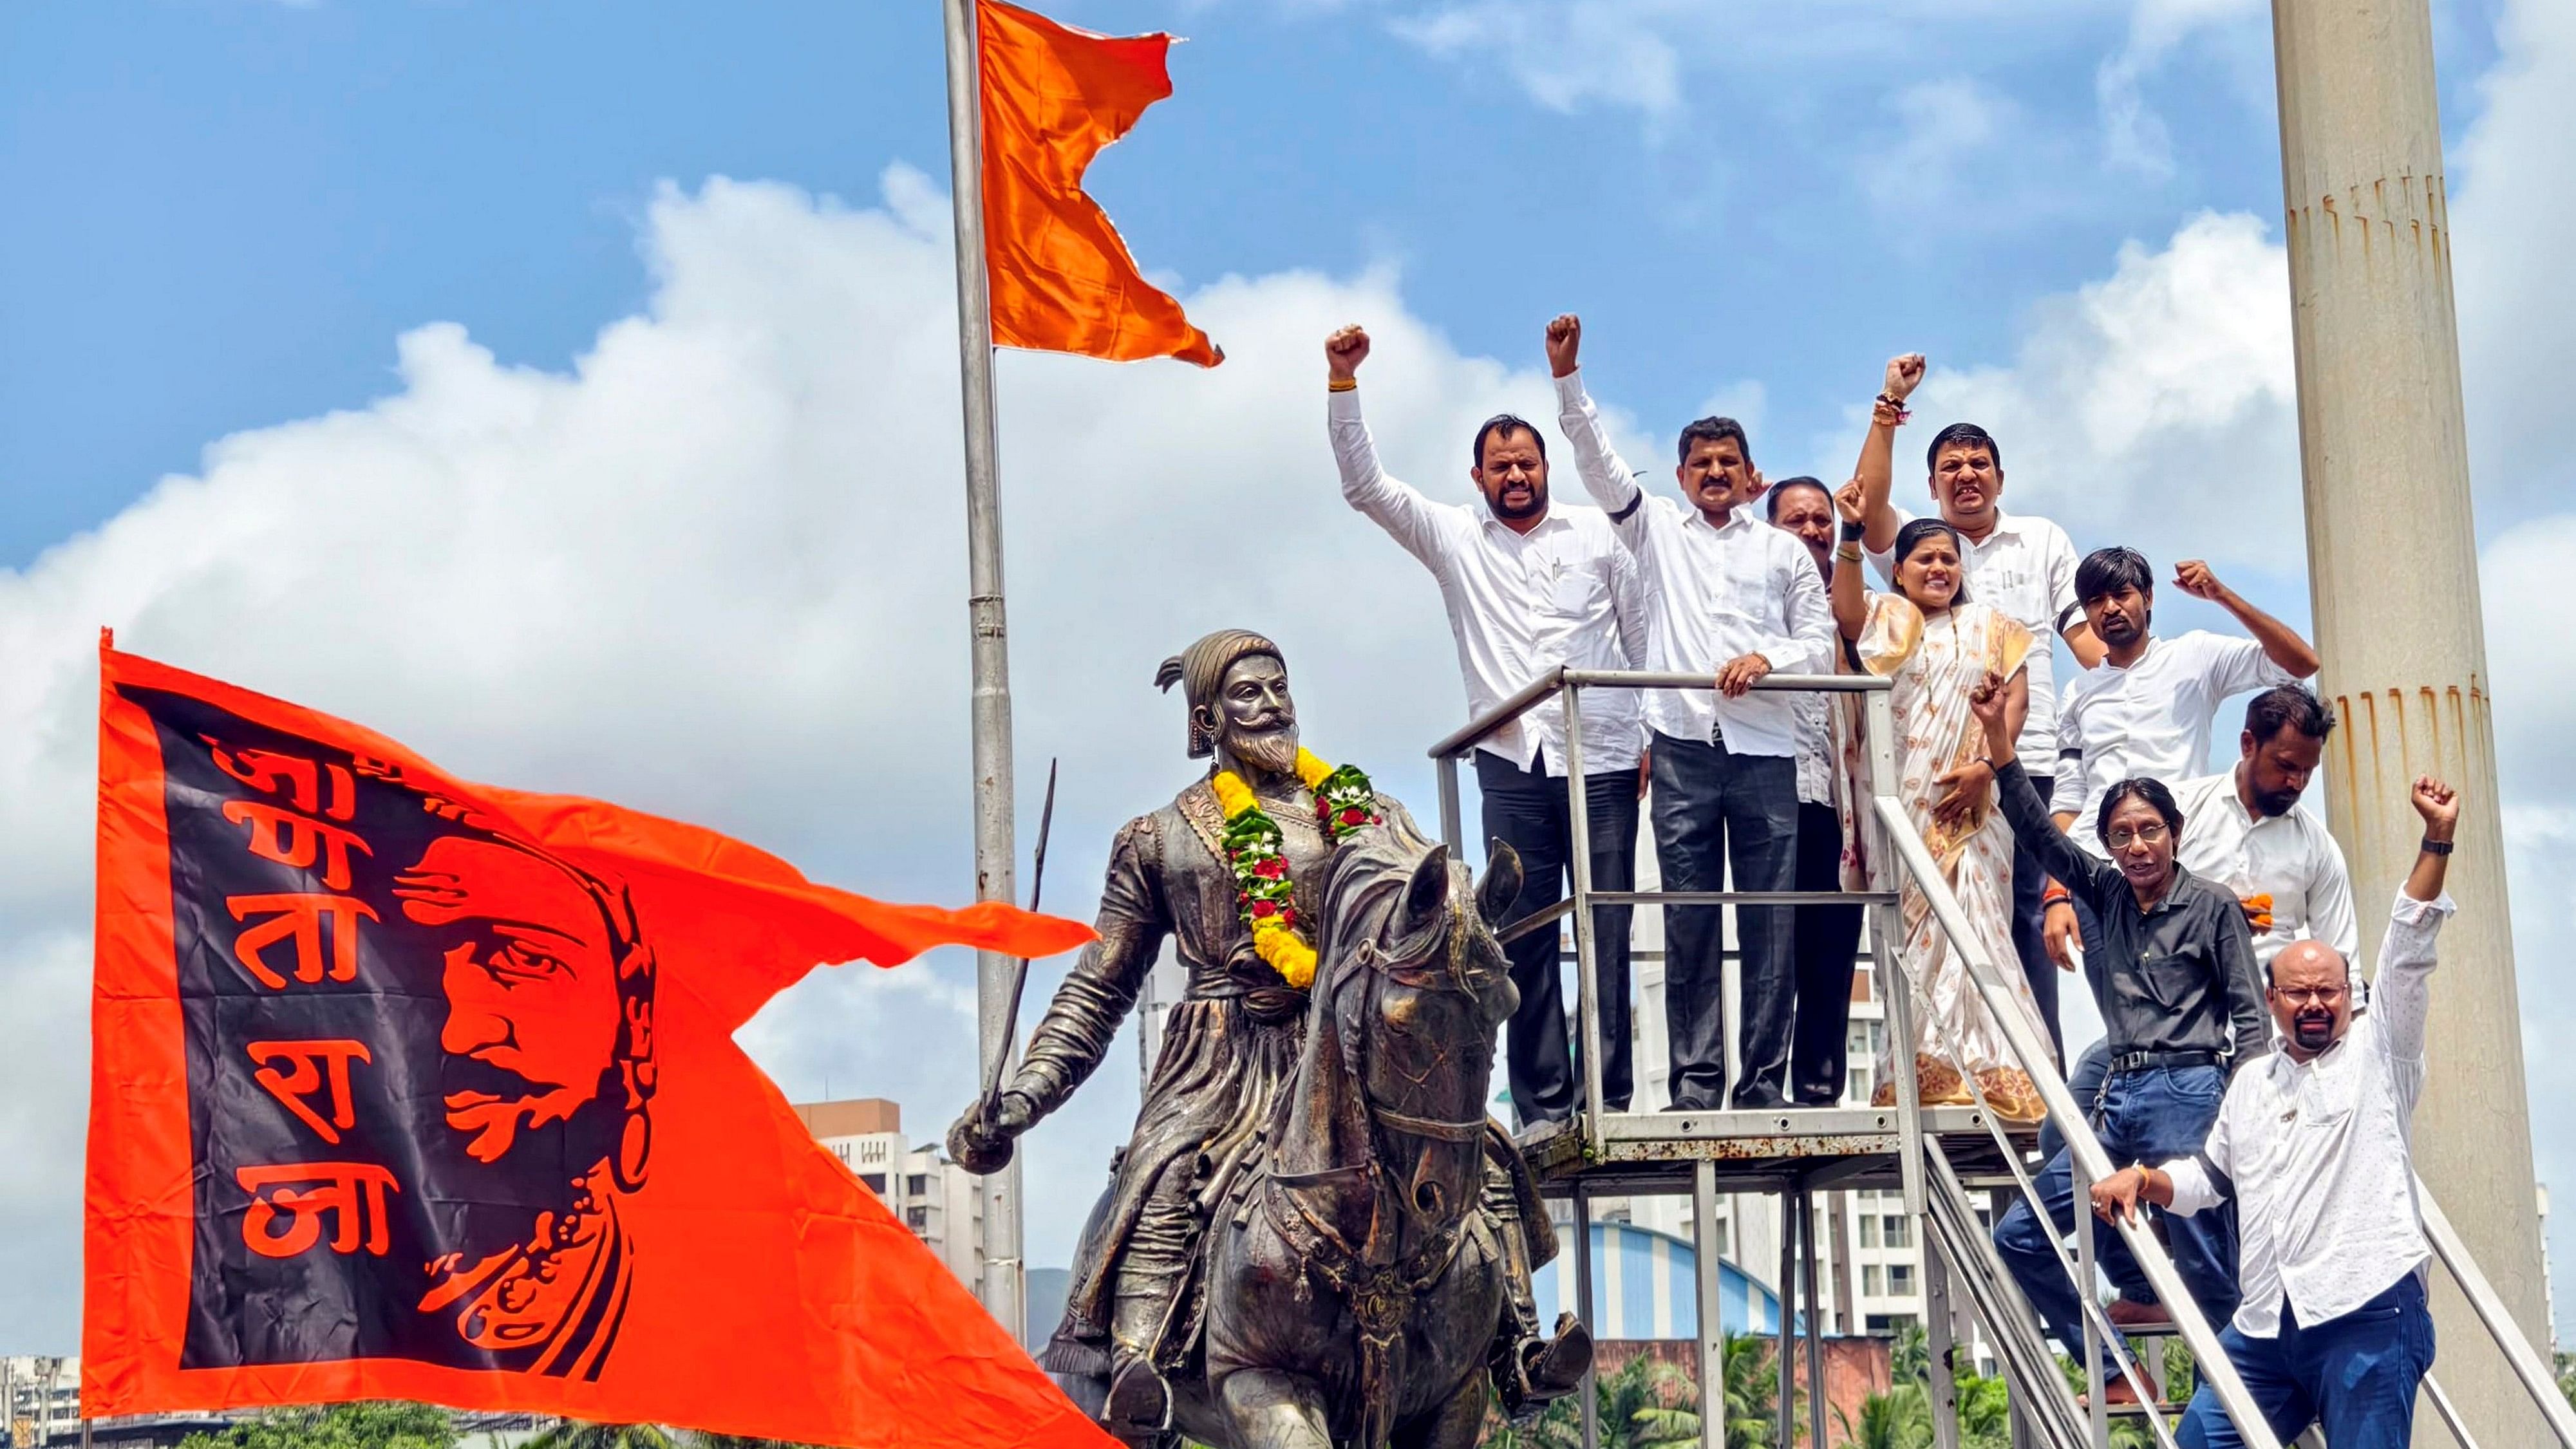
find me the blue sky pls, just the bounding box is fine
[8,0,2576,1357]
[4,0,2508,562]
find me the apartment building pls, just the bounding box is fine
[793,1097,984,1288]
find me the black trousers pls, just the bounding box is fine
[1648,729,1799,1109]
[2008,772,2065,1069]
[1475,750,1639,1125]
[1789,801,1862,1105]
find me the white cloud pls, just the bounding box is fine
[0,166,1665,1345]
[1867,209,2299,571]
[1389,0,1688,116]
[2453,0,2576,523]
[1861,78,2020,210]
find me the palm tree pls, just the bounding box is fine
[524,1423,675,1449]
[1832,1384,1932,1449]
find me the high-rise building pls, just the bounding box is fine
[793,1098,984,1288]
[1,1357,79,1449]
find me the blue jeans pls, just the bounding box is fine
[2178,1275,2435,1449]
[1992,1063,2239,1377]
[1647,729,1798,1108]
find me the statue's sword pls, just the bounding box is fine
[979,757,1058,1122]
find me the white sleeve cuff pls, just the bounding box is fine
[1328,387,1365,422]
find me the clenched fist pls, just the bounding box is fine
[1326,324,1371,383]
[1884,353,1927,401]
[1545,314,1582,377]
[945,1090,1036,1176]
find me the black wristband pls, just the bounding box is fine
[1839,520,1866,542]
[2420,837,2454,856]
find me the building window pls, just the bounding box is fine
[906,1206,929,1231]
[1888,1264,1915,1297]
[1714,1219,1731,1256]
[861,1173,886,1196]
[907,1173,930,1198]
[1863,1265,1882,1296]
[1883,1215,1911,1248]
[1849,1065,1874,1103]
[1859,1216,1879,1248]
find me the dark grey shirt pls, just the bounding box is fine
[1996,761,2269,1066]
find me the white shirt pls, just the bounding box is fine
[2163,890,2454,1336]
[1869,507,2081,776]
[2055,631,2306,857]
[1331,388,1649,774]
[1554,371,1833,759]
[2172,770,2359,968]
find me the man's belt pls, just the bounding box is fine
[2107,1049,2222,1074]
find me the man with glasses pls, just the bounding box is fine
[1968,677,2270,1407]
[2091,778,2460,1448]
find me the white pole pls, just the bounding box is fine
[939,0,1023,1341]
[2269,0,2543,1439]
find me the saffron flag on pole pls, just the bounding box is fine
[83,640,1116,1449]
[978,0,1221,366]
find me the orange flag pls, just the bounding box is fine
[979,0,1221,366]
[83,642,1114,1449]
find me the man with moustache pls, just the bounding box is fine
[1851,404,2101,1065]
[2172,685,2357,973]
[1548,313,1836,1110]
[1324,322,1650,1127]
[946,630,1585,1441]
[1971,674,2268,1406]
[2089,778,2459,1448]
[1767,475,1863,1104]
[2049,548,2321,971]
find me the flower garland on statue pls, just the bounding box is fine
[1210,747,1382,990]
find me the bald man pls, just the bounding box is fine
[2089,776,2460,1449]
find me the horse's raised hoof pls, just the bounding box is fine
[1520,1312,1594,1401]
[1103,1358,1173,1442]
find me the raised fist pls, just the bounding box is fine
[2171,559,2224,602]
[945,1090,1035,1176]
[1326,324,1371,382]
[1545,314,1582,377]
[1834,478,1867,525]
[1884,353,1928,401]
[2410,776,2460,836]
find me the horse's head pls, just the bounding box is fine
[1312,822,1522,1232]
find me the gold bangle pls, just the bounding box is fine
[1834,545,1863,563]
[1328,377,1358,393]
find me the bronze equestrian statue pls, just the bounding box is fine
[946,629,1590,1448]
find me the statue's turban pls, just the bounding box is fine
[1156,629,1283,759]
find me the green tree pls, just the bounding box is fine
[180,1402,456,1449]
[1832,1385,1931,1449]
[524,1423,675,1449]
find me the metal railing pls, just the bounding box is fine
[1433,668,2269,1448]
[1429,664,2576,1449]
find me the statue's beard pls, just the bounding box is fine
[1223,722,1301,780]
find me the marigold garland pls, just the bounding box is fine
[1211,747,1380,989]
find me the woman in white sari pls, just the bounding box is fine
[1827,481,2049,1123]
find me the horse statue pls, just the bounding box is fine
[1184,823,1542,1449]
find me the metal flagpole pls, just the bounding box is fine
[939,0,1024,1342]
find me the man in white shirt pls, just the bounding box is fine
[2089,776,2459,1449]
[1767,475,1862,1105]
[1852,394,2106,1067]
[1324,323,1650,1125]
[1546,313,1835,1110]
[2173,684,2358,971]
[2049,547,2321,967]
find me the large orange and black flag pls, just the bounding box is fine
[84,640,1114,1448]
[978,0,1221,366]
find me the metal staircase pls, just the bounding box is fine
[1427,666,2576,1449]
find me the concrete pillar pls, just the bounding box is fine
[2269,0,2548,1443]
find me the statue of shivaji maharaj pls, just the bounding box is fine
[948,629,1588,1448]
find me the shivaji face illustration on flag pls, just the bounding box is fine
[149,687,657,1379]
[88,644,1118,1449]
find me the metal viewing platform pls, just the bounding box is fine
[1424,667,2574,1449]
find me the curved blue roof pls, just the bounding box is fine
[1530,1219,1784,1341]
